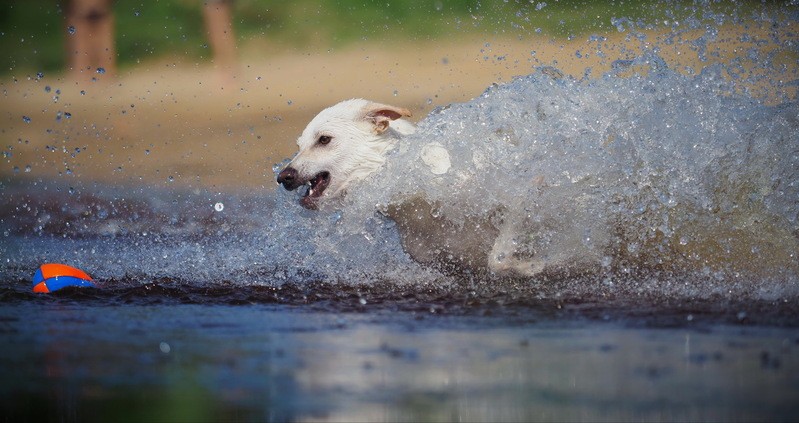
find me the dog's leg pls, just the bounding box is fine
[381,195,499,276]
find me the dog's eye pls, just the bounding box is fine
[317,135,332,145]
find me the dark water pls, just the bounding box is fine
[2,294,799,422]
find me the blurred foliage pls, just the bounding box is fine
[0,0,782,74]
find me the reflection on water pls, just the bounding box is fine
[1,304,797,422]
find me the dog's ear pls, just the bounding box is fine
[363,103,412,134]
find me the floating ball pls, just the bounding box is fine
[32,263,95,293]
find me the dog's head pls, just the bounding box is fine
[276,99,412,209]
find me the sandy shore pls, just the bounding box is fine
[2,24,793,191]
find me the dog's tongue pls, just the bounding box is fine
[298,172,329,209]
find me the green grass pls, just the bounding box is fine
[0,0,784,75]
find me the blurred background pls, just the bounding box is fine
[0,1,791,191]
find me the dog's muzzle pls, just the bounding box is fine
[277,167,302,190]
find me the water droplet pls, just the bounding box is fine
[44,86,51,93]
[359,298,367,305]
[64,112,72,119]
[67,25,76,35]
[80,90,86,95]
[679,236,688,246]
[159,342,171,354]
[24,165,31,173]
[36,72,43,79]
[96,67,106,74]
[287,100,293,106]
[393,90,399,96]
[22,116,31,123]
[214,202,224,212]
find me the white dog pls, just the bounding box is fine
[278,98,799,281]
[277,98,552,278]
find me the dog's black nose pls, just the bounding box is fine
[277,167,300,190]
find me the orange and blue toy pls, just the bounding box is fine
[32,263,96,293]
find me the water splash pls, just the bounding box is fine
[365,64,798,286]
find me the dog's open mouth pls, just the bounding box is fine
[300,171,330,209]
